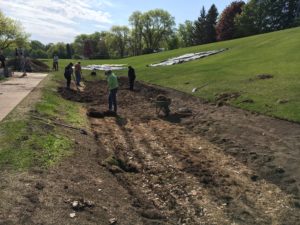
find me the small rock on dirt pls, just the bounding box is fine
[71,199,95,211]
[177,107,193,114]
[69,212,76,218]
[109,218,117,224]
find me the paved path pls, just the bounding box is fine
[0,73,48,122]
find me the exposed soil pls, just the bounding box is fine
[1,77,300,224]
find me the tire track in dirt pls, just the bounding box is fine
[92,117,231,224]
[135,81,300,206]
[147,120,297,224]
[91,115,297,224]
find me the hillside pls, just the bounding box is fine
[76,27,300,122]
[1,28,300,225]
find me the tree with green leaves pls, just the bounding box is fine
[83,39,93,59]
[205,4,219,43]
[66,43,72,59]
[47,42,67,59]
[97,39,109,59]
[235,0,299,38]
[109,26,130,58]
[167,33,180,50]
[234,0,263,37]
[129,11,143,56]
[29,40,47,58]
[73,34,89,58]
[94,31,110,59]
[140,9,175,52]
[178,20,194,47]
[193,6,207,45]
[0,10,28,50]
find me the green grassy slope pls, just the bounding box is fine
[0,71,87,170]
[53,27,300,122]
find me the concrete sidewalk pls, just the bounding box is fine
[0,73,48,122]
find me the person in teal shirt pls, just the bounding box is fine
[105,70,119,113]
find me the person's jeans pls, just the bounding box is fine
[65,74,71,89]
[54,62,58,71]
[75,71,81,85]
[108,88,118,113]
[129,78,135,90]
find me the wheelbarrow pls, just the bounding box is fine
[155,99,171,117]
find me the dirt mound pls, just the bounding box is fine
[257,74,273,79]
[87,108,117,118]
[215,92,241,105]
[57,86,95,103]
[6,58,50,72]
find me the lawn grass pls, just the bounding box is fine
[0,120,73,169]
[49,27,300,122]
[35,72,88,126]
[0,67,87,170]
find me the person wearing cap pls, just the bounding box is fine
[105,70,119,113]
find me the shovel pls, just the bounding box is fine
[72,73,80,91]
[192,83,209,93]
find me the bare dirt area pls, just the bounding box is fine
[1,77,300,225]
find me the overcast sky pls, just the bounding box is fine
[0,0,233,44]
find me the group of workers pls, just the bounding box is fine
[0,49,27,77]
[64,61,82,89]
[64,62,136,114]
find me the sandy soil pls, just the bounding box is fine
[0,77,299,225]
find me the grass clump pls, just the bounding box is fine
[0,63,86,170]
[0,120,73,170]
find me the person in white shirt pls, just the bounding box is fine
[53,55,59,71]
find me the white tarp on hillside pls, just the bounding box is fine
[150,48,228,67]
[82,64,126,71]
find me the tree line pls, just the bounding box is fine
[1,0,300,59]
